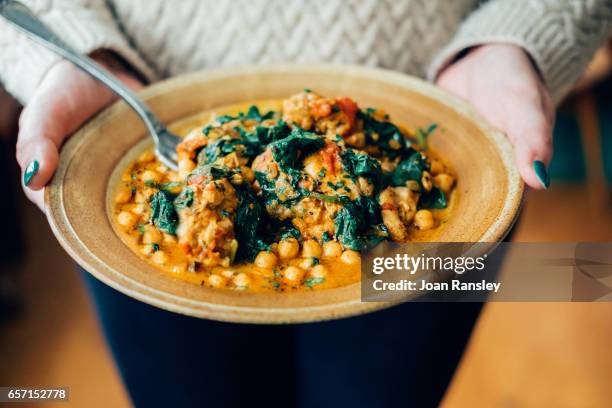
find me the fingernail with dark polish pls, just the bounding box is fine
[24,160,39,186]
[533,160,550,189]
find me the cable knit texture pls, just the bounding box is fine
[428,0,612,103]
[1,0,611,105]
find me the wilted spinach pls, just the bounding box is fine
[359,109,415,159]
[340,148,383,188]
[419,187,447,209]
[198,121,292,166]
[334,196,385,250]
[391,152,429,187]
[233,185,270,262]
[174,187,194,209]
[215,105,275,124]
[150,190,179,234]
[415,123,438,149]
[269,128,324,176]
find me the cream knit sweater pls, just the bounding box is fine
[1,0,611,105]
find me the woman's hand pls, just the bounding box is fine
[436,44,554,189]
[17,52,144,211]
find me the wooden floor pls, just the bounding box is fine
[0,183,611,408]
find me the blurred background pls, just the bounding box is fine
[1,43,612,407]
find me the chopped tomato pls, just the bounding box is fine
[321,141,340,176]
[311,100,332,118]
[336,97,358,128]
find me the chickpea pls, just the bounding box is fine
[322,241,343,258]
[309,264,328,279]
[421,171,433,192]
[131,204,147,216]
[414,209,434,230]
[133,191,147,203]
[357,177,374,196]
[178,158,195,178]
[141,170,162,184]
[142,225,162,244]
[230,173,243,185]
[163,233,177,244]
[346,132,366,148]
[429,159,444,175]
[388,139,401,150]
[203,186,224,206]
[172,263,187,274]
[405,180,421,192]
[232,273,250,288]
[140,244,155,256]
[255,251,278,269]
[138,150,155,163]
[209,274,227,288]
[340,250,361,265]
[151,250,168,265]
[269,243,279,254]
[278,238,300,259]
[434,173,455,194]
[283,266,305,282]
[301,239,322,258]
[298,257,315,269]
[241,166,255,182]
[117,211,137,228]
[115,184,133,204]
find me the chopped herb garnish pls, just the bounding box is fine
[305,277,325,288]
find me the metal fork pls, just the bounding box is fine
[0,0,181,169]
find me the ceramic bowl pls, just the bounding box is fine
[45,64,523,323]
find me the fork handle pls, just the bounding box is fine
[0,0,164,143]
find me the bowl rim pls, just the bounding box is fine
[44,63,524,324]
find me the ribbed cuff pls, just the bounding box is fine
[427,0,611,105]
[0,1,155,104]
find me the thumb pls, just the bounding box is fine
[17,61,119,190]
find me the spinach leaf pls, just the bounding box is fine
[269,128,324,175]
[391,152,429,187]
[358,110,415,159]
[198,121,292,166]
[415,123,438,149]
[419,187,447,209]
[334,196,383,250]
[233,185,270,262]
[149,190,179,234]
[254,170,279,206]
[340,148,384,189]
[174,188,194,209]
[215,105,275,124]
[190,163,238,181]
[304,277,325,288]
[198,136,240,165]
[279,224,301,241]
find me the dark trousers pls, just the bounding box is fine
[82,271,482,408]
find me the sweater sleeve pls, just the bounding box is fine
[0,0,155,104]
[427,0,612,104]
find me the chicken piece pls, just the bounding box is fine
[379,186,420,241]
[282,92,358,137]
[177,128,209,161]
[252,140,355,240]
[175,177,238,267]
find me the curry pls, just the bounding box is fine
[111,91,456,292]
